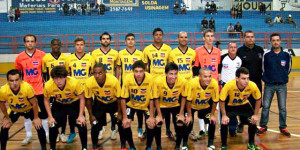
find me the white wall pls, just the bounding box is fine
[0,0,11,13]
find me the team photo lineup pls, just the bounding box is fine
[0,28,292,150]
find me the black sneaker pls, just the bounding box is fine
[197,130,205,140]
[220,146,227,150]
[280,128,291,137]
[166,130,174,139]
[237,124,244,133]
[256,127,267,136]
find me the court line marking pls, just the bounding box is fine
[267,128,300,138]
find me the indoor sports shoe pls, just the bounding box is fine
[256,127,267,136]
[189,131,197,141]
[67,133,76,143]
[21,136,32,146]
[146,147,152,150]
[220,146,227,150]
[237,124,244,133]
[110,129,117,140]
[120,148,127,150]
[280,128,291,137]
[197,130,205,140]
[98,127,105,140]
[182,146,188,150]
[247,143,262,150]
[60,134,68,143]
[207,145,216,150]
[138,128,143,138]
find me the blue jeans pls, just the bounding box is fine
[260,83,287,129]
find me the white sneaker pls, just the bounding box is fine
[189,131,197,141]
[98,127,105,140]
[56,134,60,142]
[182,146,188,150]
[46,135,50,143]
[110,129,117,140]
[21,136,32,146]
[207,145,215,150]
[60,134,68,143]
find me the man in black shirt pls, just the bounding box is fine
[201,17,208,32]
[237,30,264,133]
[210,1,217,14]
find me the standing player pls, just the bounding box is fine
[219,67,262,150]
[117,33,145,138]
[15,34,49,145]
[143,28,172,80]
[44,66,87,150]
[85,63,122,149]
[168,31,195,139]
[0,69,47,150]
[121,60,156,150]
[42,39,68,142]
[184,68,219,150]
[66,36,92,142]
[237,30,264,133]
[152,63,188,150]
[218,42,242,137]
[193,29,221,140]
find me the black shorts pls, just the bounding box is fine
[36,94,48,119]
[192,107,212,124]
[126,106,149,121]
[92,100,118,126]
[160,106,180,118]
[9,109,35,123]
[51,100,81,128]
[226,103,254,125]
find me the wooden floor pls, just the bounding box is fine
[1,72,300,150]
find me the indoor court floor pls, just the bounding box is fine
[0,72,299,150]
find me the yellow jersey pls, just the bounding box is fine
[187,77,219,110]
[117,49,143,82]
[42,53,68,78]
[44,77,84,104]
[121,72,153,111]
[0,81,35,113]
[66,53,93,86]
[85,74,121,104]
[142,44,172,79]
[169,47,196,80]
[220,79,261,106]
[153,75,187,108]
[91,48,119,75]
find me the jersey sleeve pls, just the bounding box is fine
[181,78,188,97]
[0,87,6,102]
[43,83,50,98]
[220,83,229,101]
[65,56,70,73]
[194,49,200,67]
[75,80,84,96]
[114,78,121,98]
[26,84,36,99]
[42,56,47,73]
[116,52,122,66]
[152,78,160,99]
[84,83,92,99]
[211,81,219,102]
[186,81,194,102]
[142,48,149,64]
[121,78,130,99]
[14,55,22,70]
[251,83,262,100]
[168,51,174,63]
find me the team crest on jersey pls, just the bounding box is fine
[205,93,211,97]
[281,60,286,66]
[172,91,178,96]
[243,94,249,100]
[33,61,39,66]
[140,89,147,94]
[65,93,71,97]
[18,97,24,102]
[133,58,138,62]
[81,62,87,67]
[186,58,191,62]
[107,58,113,62]
[104,90,111,95]
[59,62,65,66]
[160,53,165,58]
[224,64,228,68]
[211,58,216,62]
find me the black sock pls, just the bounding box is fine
[36,127,47,150]
[77,124,88,149]
[117,122,127,148]
[0,127,9,150]
[124,127,135,148]
[154,126,162,148]
[69,116,76,134]
[221,124,228,146]
[208,123,216,146]
[146,127,155,148]
[49,126,59,149]
[248,124,256,145]
[91,123,102,148]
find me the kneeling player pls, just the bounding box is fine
[0,69,46,150]
[219,67,261,150]
[121,60,156,150]
[152,63,188,149]
[85,63,122,150]
[44,66,87,150]
[185,68,219,150]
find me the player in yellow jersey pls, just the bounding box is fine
[117,33,146,139]
[183,68,219,150]
[143,28,172,79]
[91,32,119,76]
[169,31,196,81]
[42,39,69,142]
[43,66,87,150]
[152,63,188,150]
[121,60,157,150]
[65,36,92,143]
[219,67,262,150]
[85,63,123,150]
[0,69,46,150]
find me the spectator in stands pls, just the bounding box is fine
[99,2,106,16]
[173,1,179,14]
[69,1,77,16]
[274,14,283,24]
[230,4,237,19]
[91,1,100,15]
[237,5,242,18]
[227,23,235,38]
[201,17,209,32]
[181,1,187,15]
[285,14,298,28]
[259,2,266,15]
[7,7,15,22]
[15,8,21,22]
[215,41,221,50]
[63,3,69,16]
[81,2,87,15]
[265,14,274,26]
[209,17,216,31]
[205,2,211,14]
[234,22,243,37]
[210,1,217,14]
